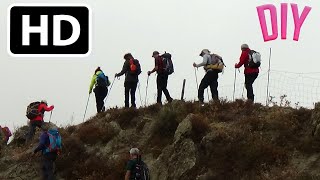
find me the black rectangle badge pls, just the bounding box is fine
[8,4,91,57]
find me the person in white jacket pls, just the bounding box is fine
[193,49,219,104]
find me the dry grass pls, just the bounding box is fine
[4,100,320,179]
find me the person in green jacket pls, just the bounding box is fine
[89,67,110,113]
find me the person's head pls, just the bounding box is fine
[199,49,210,57]
[40,100,47,105]
[129,148,140,159]
[152,51,160,58]
[241,44,249,51]
[124,53,133,61]
[95,67,101,74]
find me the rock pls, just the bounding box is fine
[169,139,196,180]
[174,114,194,143]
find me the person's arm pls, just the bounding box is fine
[117,61,129,77]
[148,58,158,75]
[194,55,209,67]
[34,133,47,153]
[235,51,248,68]
[89,74,97,94]
[42,104,54,112]
[125,171,130,180]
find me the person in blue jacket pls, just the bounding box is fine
[33,123,61,180]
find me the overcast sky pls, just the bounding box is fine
[1,0,319,133]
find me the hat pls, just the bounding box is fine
[241,44,249,49]
[95,67,101,74]
[199,49,210,56]
[129,148,140,155]
[152,51,160,57]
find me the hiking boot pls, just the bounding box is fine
[199,101,205,107]
[168,98,173,103]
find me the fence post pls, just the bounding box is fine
[181,79,186,100]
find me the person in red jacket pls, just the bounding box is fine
[26,100,54,142]
[235,44,259,102]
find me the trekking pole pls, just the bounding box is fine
[104,78,116,105]
[83,94,90,122]
[49,111,53,123]
[194,67,199,91]
[138,82,143,107]
[145,76,149,106]
[233,68,237,101]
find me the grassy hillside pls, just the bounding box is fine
[1,100,320,180]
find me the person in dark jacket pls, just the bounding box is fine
[33,124,60,180]
[115,53,141,108]
[89,67,110,113]
[26,101,54,142]
[193,49,219,105]
[235,44,259,102]
[147,51,173,105]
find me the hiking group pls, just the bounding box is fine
[0,43,260,180]
[88,43,260,112]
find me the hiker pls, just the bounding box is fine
[147,51,173,105]
[33,123,61,180]
[125,148,150,180]
[193,49,220,104]
[115,53,141,108]
[89,67,110,113]
[26,100,54,142]
[0,126,12,145]
[235,44,259,102]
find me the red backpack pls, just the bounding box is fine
[129,59,137,73]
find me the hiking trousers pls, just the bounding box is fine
[42,152,57,180]
[94,86,108,113]
[245,73,258,102]
[124,81,138,108]
[198,70,219,103]
[157,73,172,103]
[26,120,44,142]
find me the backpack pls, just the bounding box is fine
[96,72,110,87]
[2,127,12,138]
[26,102,41,120]
[132,155,150,180]
[161,52,174,75]
[130,59,137,73]
[248,50,261,68]
[206,54,225,73]
[44,129,62,154]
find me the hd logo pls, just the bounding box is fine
[8,4,91,57]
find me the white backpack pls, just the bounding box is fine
[248,50,261,68]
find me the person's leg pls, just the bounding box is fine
[156,75,162,104]
[43,154,56,180]
[209,72,219,100]
[245,73,258,101]
[130,82,137,108]
[198,72,210,103]
[162,74,172,102]
[101,88,108,112]
[94,87,104,113]
[124,82,130,108]
[26,121,37,142]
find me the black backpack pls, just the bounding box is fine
[26,102,41,119]
[133,156,150,180]
[161,52,174,75]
